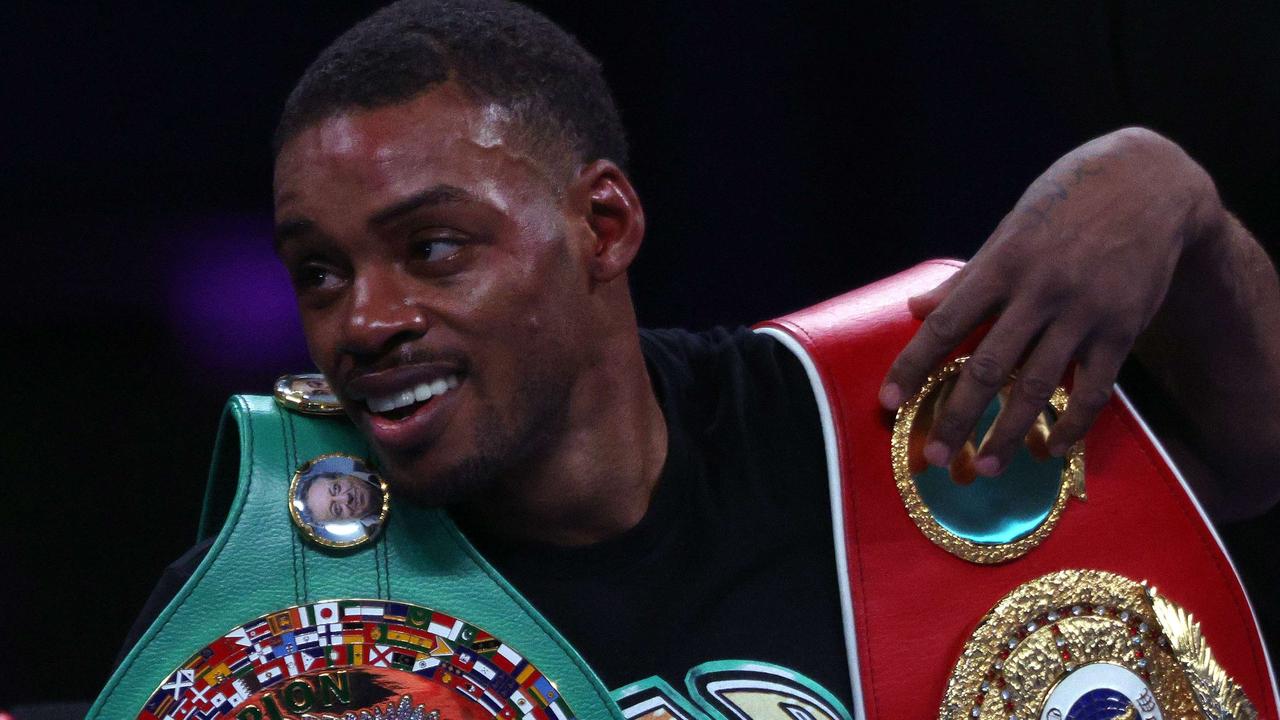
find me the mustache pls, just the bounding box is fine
[344,343,471,378]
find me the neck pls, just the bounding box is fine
[455,314,668,547]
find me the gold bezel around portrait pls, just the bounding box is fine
[891,356,1085,564]
[273,373,346,415]
[288,453,391,549]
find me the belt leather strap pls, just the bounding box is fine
[89,394,623,720]
[757,259,1280,719]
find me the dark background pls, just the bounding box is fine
[3,1,1279,709]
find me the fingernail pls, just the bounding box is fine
[924,441,950,467]
[975,456,1001,476]
[879,383,902,410]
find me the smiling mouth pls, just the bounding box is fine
[365,374,463,421]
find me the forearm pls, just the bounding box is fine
[1135,209,1280,521]
[882,126,1280,519]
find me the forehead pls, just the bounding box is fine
[308,476,338,493]
[273,83,555,219]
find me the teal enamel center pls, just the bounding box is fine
[914,399,1063,545]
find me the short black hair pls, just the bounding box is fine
[274,0,628,179]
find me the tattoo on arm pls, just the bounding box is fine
[1020,160,1107,226]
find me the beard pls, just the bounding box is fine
[378,358,575,510]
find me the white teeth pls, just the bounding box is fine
[366,374,462,415]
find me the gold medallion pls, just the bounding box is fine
[289,453,390,549]
[938,569,1257,719]
[892,356,1085,564]
[136,600,577,720]
[274,373,345,415]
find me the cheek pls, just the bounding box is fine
[453,283,578,396]
[299,312,343,373]
[451,258,557,335]
[508,273,582,343]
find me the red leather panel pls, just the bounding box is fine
[758,260,1278,719]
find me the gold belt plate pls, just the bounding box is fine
[938,569,1257,720]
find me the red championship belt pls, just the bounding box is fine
[757,260,1279,720]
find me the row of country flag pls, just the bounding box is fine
[144,647,568,720]
[140,600,572,720]
[262,600,479,639]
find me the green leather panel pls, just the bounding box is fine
[90,395,622,720]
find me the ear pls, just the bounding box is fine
[570,159,646,283]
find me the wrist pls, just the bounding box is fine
[1108,127,1225,253]
[1184,167,1229,255]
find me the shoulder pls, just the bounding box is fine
[640,326,803,399]
[639,326,799,384]
[639,325,819,445]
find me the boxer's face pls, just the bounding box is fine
[304,474,376,522]
[273,83,594,506]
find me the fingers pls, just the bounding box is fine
[1025,412,1052,462]
[920,304,1045,469]
[881,269,1001,411]
[907,272,962,319]
[949,438,979,485]
[907,397,932,475]
[971,324,1083,474]
[1047,338,1127,456]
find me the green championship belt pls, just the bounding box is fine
[89,386,623,720]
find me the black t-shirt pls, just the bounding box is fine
[467,327,848,705]
[119,327,853,711]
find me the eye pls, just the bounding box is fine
[408,226,470,268]
[415,238,463,262]
[291,259,344,292]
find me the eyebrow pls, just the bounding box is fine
[273,218,314,253]
[368,184,474,226]
[274,184,475,252]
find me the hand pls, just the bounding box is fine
[880,127,1222,478]
[907,377,978,484]
[907,386,1052,484]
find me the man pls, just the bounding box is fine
[299,472,381,524]
[118,0,1280,714]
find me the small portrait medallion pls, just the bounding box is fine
[289,454,390,549]
[273,373,345,415]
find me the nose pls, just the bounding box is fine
[340,267,429,357]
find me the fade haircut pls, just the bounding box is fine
[273,0,628,183]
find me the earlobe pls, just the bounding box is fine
[576,160,645,283]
